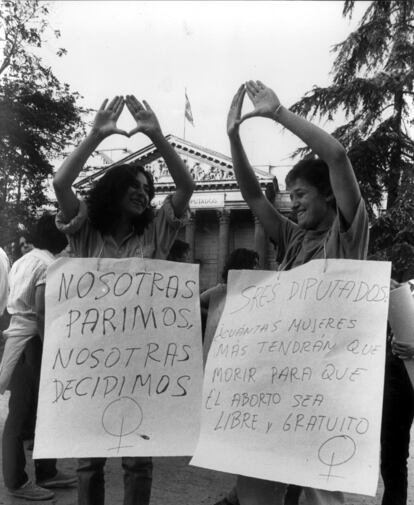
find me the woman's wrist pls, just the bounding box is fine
[89,127,107,142]
[228,126,241,141]
[147,127,164,142]
[272,104,284,122]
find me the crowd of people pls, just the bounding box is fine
[0,82,412,505]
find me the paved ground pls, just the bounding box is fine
[0,390,413,505]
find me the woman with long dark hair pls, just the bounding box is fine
[53,95,195,505]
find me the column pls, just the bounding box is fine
[185,211,196,262]
[254,216,266,269]
[217,209,231,282]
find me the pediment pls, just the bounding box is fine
[74,134,272,191]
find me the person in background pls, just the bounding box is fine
[0,246,10,318]
[381,278,414,505]
[201,247,258,351]
[203,248,258,505]
[0,245,11,359]
[53,94,195,505]
[167,239,190,262]
[18,235,34,257]
[0,213,76,501]
[227,80,368,505]
[204,248,301,505]
[8,233,34,264]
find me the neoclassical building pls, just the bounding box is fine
[75,135,292,291]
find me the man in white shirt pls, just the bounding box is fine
[1,213,77,501]
[0,246,10,317]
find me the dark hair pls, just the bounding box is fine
[17,232,30,242]
[87,163,155,235]
[14,232,31,258]
[285,158,336,208]
[30,213,68,254]
[167,239,190,261]
[222,248,259,282]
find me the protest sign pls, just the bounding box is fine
[191,259,391,496]
[389,283,414,344]
[34,257,203,458]
[388,281,414,387]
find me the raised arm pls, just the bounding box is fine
[241,81,361,227]
[53,96,128,221]
[227,85,283,243]
[125,96,195,217]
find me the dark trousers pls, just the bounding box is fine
[381,353,414,505]
[285,485,302,505]
[77,456,153,505]
[226,483,302,505]
[2,335,57,489]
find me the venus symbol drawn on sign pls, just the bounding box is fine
[102,397,150,454]
[318,435,356,481]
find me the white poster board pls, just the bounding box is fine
[34,257,203,458]
[191,259,391,496]
[388,281,414,387]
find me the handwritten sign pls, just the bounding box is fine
[191,259,391,496]
[34,257,203,458]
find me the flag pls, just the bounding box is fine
[185,90,194,126]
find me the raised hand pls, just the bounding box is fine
[227,84,246,137]
[239,80,281,123]
[92,96,128,138]
[125,95,162,138]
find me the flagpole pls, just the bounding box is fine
[183,88,187,140]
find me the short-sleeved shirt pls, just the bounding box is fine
[56,195,189,260]
[0,247,10,316]
[0,248,55,393]
[5,248,54,338]
[276,198,369,270]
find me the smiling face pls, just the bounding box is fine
[287,178,334,231]
[119,172,151,220]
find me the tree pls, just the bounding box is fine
[0,0,67,83]
[0,80,84,241]
[0,0,85,246]
[290,1,414,279]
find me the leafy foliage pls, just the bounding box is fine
[0,0,85,246]
[290,1,414,278]
[0,0,66,82]
[370,176,414,280]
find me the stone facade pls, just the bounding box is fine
[75,135,292,292]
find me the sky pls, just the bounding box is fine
[42,1,369,183]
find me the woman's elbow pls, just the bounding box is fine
[53,173,71,194]
[52,176,62,196]
[240,186,264,205]
[53,172,63,189]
